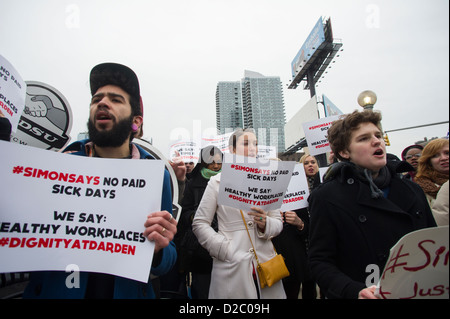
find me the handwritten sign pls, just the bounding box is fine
[280,164,310,211]
[0,55,27,133]
[256,145,277,160]
[218,154,296,211]
[201,132,233,154]
[302,115,340,156]
[169,140,201,163]
[170,133,278,163]
[376,226,449,299]
[0,141,165,283]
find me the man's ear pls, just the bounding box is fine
[339,149,350,160]
[133,115,143,128]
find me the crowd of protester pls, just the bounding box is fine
[0,63,448,299]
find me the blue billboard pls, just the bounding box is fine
[322,94,343,117]
[291,17,326,79]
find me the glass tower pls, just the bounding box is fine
[216,71,286,153]
[241,70,286,153]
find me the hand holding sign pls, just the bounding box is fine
[169,150,187,181]
[248,206,268,232]
[144,211,177,253]
[358,286,378,299]
[282,211,305,231]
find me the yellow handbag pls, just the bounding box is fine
[240,210,290,288]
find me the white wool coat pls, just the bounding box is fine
[192,173,286,299]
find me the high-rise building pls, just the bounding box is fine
[215,71,286,153]
[215,81,243,134]
[241,70,286,153]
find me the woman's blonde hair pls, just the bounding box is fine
[299,153,316,164]
[299,153,319,176]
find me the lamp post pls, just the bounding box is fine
[357,90,377,110]
[357,90,390,145]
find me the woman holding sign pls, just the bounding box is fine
[192,129,286,299]
[273,154,320,299]
[308,110,436,299]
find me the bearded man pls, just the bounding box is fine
[23,63,177,299]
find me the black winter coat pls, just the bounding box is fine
[176,171,217,273]
[308,160,436,299]
[272,172,321,283]
[0,117,12,141]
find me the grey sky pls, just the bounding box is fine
[1,0,449,158]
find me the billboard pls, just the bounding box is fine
[291,17,326,79]
[323,94,344,117]
[284,95,319,148]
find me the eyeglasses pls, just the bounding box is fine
[405,154,421,160]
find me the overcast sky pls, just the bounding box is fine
[2,0,449,159]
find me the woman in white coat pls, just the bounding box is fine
[192,128,286,299]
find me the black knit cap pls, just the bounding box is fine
[401,144,423,160]
[89,62,143,116]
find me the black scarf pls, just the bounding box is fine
[356,165,391,199]
[324,162,392,199]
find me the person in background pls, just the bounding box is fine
[301,154,321,191]
[23,62,177,299]
[185,161,196,180]
[192,128,285,299]
[432,180,449,226]
[327,150,339,165]
[273,153,319,299]
[415,138,449,207]
[177,145,223,298]
[0,110,12,141]
[308,110,436,299]
[401,144,423,181]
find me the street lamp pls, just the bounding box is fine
[357,90,389,145]
[357,90,377,110]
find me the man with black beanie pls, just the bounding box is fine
[23,63,177,299]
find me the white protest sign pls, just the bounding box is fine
[256,145,277,160]
[201,132,233,154]
[169,140,201,163]
[11,81,73,151]
[218,153,296,211]
[302,115,340,156]
[0,55,27,133]
[280,164,310,211]
[0,141,165,283]
[376,226,449,299]
[170,132,277,162]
